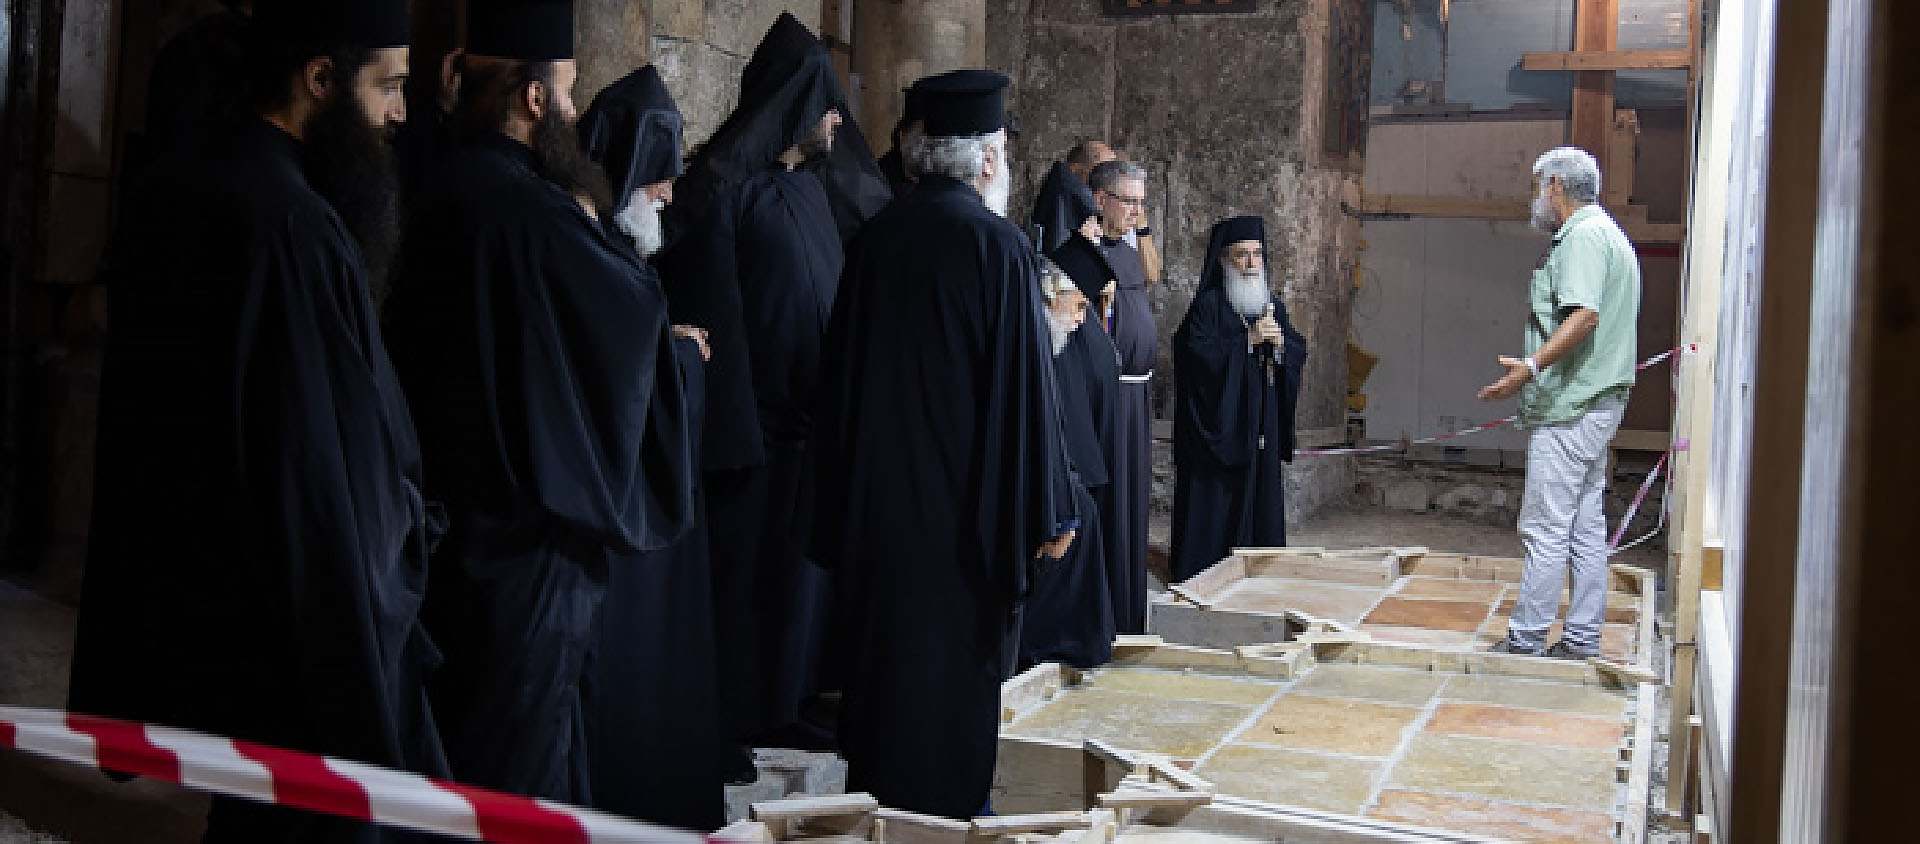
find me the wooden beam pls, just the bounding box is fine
[1522,49,1692,71]
[1357,194,1686,243]
[1571,0,1621,158]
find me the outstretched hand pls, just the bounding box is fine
[1477,356,1532,401]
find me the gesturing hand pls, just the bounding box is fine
[1477,355,1533,401]
[1035,531,1076,561]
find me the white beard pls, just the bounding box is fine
[1529,190,1559,233]
[983,135,1012,218]
[1224,268,1270,318]
[1047,309,1078,356]
[615,193,667,257]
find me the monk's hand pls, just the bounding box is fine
[1252,304,1281,346]
[672,324,711,362]
[1035,531,1076,561]
[1477,355,1533,401]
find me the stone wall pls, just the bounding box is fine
[987,0,1363,523]
[572,0,827,148]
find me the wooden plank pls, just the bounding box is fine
[971,811,1094,834]
[1357,194,1685,243]
[1621,682,1659,844]
[1701,542,1724,591]
[1605,109,1640,207]
[1571,0,1621,157]
[711,820,774,842]
[750,793,879,822]
[1522,49,1692,71]
[1665,643,1701,813]
[1097,789,1213,809]
[1611,427,1670,451]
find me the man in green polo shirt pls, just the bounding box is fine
[1478,146,1641,659]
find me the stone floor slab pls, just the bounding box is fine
[1363,597,1496,633]
[1479,619,1636,659]
[1197,744,1383,814]
[1288,663,1448,706]
[1215,579,1384,623]
[1389,734,1619,810]
[1004,688,1256,759]
[1390,577,1506,602]
[1440,674,1628,717]
[1086,668,1284,706]
[1423,702,1624,750]
[1366,789,1616,843]
[1235,693,1420,757]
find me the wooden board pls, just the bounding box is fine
[1521,49,1692,71]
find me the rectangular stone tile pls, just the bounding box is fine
[1235,694,1420,757]
[1290,663,1447,706]
[1390,734,1619,810]
[1359,623,1480,650]
[1424,702,1624,750]
[1479,619,1638,659]
[1004,687,1255,760]
[1441,674,1629,718]
[1390,577,1506,602]
[1197,744,1383,814]
[1364,597,1496,633]
[1215,578,1385,623]
[1086,668,1284,706]
[1367,789,1616,843]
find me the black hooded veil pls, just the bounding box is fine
[1018,237,1120,670]
[1100,218,1156,634]
[382,117,697,801]
[1170,216,1308,582]
[1028,162,1099,254]
[651,11,846,751]
[581,65,685,209]
[572,65,726,830]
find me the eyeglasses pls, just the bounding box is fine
[1107,195,1146,207]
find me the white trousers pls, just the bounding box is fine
[1510,398,1625,650]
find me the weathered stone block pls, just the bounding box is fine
[655,0,709,40]
[652,37,745,147]
[706,0,822,58]
[575,0,652,106]
[1383,478,1431,512]
[1009,23,1116,202]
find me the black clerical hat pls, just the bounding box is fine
[915,70,1010,137]
[468,0,575,61]
[1048,233,1116,301]
[902,84,929,126]
[1217,215,1266,246]
[253,0,409,48]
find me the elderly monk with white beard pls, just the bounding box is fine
[1170,216,1308,583]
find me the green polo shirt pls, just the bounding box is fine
[1519,204,1641,427]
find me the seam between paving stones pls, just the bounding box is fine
[1189,681,1294,770]
[1356,679,1448,818]
[1373,731,1631,818]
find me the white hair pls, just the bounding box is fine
[1532,146,1602,205]
[1038,258,1077,303]
[909,129,1005,182]
[898,126,924,177]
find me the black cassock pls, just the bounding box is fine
[656,166,842,745]
[1100,238,1157,633]
[1017,319,1118,670]
[876,146,912,198]
[813,174,1069,820]
[1170,262,1307,583]
[70,120,445,842]
[574,65,728,830]
[383,132,695,803]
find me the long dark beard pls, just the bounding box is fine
[304,93,401,303]
[531,108,613,216]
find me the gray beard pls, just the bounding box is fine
[1224,269,1270,318]
[1047,310,1077,356]
[615,194,666,257]
[1529,191,1559,233]
[984,162,1012,218]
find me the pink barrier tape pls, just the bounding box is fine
[0,706,718,843]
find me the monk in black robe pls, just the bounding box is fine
[654,11,847,754]
[71,3,444,840]
[575,64,728,830]
[1171,216,1308,582]
[383,0,695,804]
[1028,161,1102,254]
[1018,242,1120,670]
[813,69,1075,821]
[1088,159,1156,633]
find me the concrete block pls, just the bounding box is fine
[1383,479,1431,512]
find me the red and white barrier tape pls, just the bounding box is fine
[0,706,715,843]
[1609,447,1669,550]
[1297,343,1699,458]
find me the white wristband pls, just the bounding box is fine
[1524,356,1541,378]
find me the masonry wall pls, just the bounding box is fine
[986,0,1362,526]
